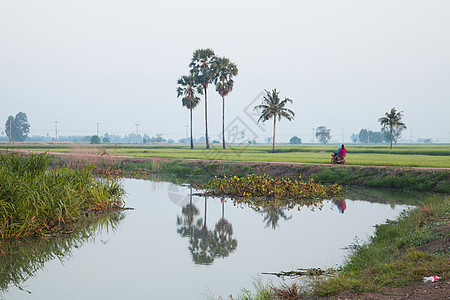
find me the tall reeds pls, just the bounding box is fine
[0,152,125,239]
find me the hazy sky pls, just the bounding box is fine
[1,0,449,143]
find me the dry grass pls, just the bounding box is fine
[150,156,163,172]
[270,281,303,299]
[58,146,122,168]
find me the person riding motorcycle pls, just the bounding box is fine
[332,144,346,164]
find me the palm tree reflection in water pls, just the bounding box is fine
[261,205,292,230]
[176,191,237,265]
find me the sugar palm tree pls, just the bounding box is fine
[189,48,217,149]
[254,89,295,152]
[378,107,407,149]
[177,75,202,149]
[214,57,238,149]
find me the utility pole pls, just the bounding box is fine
[135,123,140,144]
[96,123,101,137]
[54,120,59,143]
[9,118,12,143]
[312,128,315,144]
[341,129,344,144]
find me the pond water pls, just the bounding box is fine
[1,178,416,299]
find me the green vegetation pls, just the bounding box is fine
[0,152,125,239]
[199,174,344,202]
[254,89,295,153]
[189,48,217,149]
[2,144,447,191]
[4,112,30,142]
[309,195,449,296]
[177,74,201,149]
[316,126,331,144]
[379,107,407,149]
[214,56,238,150]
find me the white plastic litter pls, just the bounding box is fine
[423,276,441,283]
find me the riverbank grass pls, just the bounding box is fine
[308,195,449,296]
[0,152,125,239]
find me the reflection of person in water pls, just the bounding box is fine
[336,199,347,214]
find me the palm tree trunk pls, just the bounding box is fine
[222,96,226,150]
[390,126,393,149]
[272,116,277,153]
[204,197,207,229]
[204,86,210,149]
[190,108,194,149]
[222,200,225,220]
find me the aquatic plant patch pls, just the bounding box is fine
[198,174,345,203]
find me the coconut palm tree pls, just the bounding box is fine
[214,57,238,149]
[177,75,202,149]
[189,48,217,149]
[254,89,295,152]
[378,107,407,149]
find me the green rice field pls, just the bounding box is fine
[1,144,449,168]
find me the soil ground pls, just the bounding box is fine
[322,279,449,300]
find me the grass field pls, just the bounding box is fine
[1,143,449,168]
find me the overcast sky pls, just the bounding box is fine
[1,0,449,143]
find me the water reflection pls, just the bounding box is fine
[214,200,237,258]
[0,212,125,294]
[261,205,292,229]
[334,199,347,214]
[1,180,422,299]
[176,190,237,265]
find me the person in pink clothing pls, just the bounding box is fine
[339,145,347,157]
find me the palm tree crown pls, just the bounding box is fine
[214,57,238,98]
[378,107,407,149]
[254,89,295,152]
[177,75,201,109]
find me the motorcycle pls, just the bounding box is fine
[331,152,346,164]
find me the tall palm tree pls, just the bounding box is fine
[189,48,217,149]
[378,107,407,149]
[254,89,295,152]
[177,75,201,149]
[214,57,238,149]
